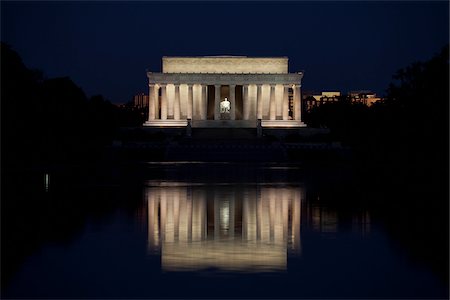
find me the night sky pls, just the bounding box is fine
[2,1,448,104]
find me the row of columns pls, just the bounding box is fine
[149,83,301,122]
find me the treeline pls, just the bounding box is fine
[305,45,449,182]
[304,45,449,283]
[1,42,145,169]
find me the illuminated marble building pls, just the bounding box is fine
[145,184,303,272]
[144,56,306,128]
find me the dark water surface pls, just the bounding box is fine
[2,162,448,298]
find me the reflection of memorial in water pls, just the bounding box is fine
[303,196,371,235]
[145,183,303,272]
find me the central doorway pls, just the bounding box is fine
[206,85,244,121]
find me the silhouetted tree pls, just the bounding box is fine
[1,43,121,168]
[2,42,44,167]
[85,95,120,146]
[116,99,148,127]
[304,95,370,147]
[368,45,449,284]
[372,45,449,174]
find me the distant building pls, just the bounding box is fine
[303,90,382,111]
[133,93,149,109]
[303,91,341,112]
[348,90,381,106]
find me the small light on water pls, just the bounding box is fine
[45,173,49,192]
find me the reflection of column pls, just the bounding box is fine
[269,85,276,120]
[214,195,220,238]
[166,193,174,243]
[274,191,283,244]
[269,189,275,241]
[229,84,236,120]
[283,85,289,120]
[192,190,206,241]
[160,84,167,120]
[259,189,270,242]
[214,85,220,120]
[243,85,249,120]
[291,191,301,253]
[148,84,155,121]
[256,84,263,120]
[256,185,261,240]
[160,189,167,241]
[243,196,248,239]
[187,187,193,241]
[178,190,189,242]
[147,191,160,251]
[187,84,193,120]
[174,85,181,120]
[230,196,235,238]
[293,84,301,121]
[173,189,180,241]
[203,195,207,238]
[282,191,289,243]
[243,189,257,240]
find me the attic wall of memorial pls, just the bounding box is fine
[162,57,289,74]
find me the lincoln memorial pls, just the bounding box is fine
[144,56,306,128]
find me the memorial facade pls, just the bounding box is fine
[144,56,306,128]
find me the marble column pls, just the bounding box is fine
[155,85,160,119]
[256,84,263,120]
[201,85,208,120]
[214,85,220,120]
[293,84,301,121]
[276,85,283,119]
[187,84,193,120]
[148,84,156,121]
[283,85,289,120]
[269,84,276,120]
[229,84,236,120]
[174,84,180,120]
[168,85,174,118]
[160,84,167,120]
[248,84,257,120]
[243,85,249,120]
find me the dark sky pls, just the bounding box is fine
[2,1,448,104]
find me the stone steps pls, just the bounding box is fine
[165,144,286,162]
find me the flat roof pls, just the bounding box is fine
[162,55,288,59]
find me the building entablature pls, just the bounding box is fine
[147,72,303,86]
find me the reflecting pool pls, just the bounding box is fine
[2,163,448,299]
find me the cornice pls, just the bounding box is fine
[147,73,303,85]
